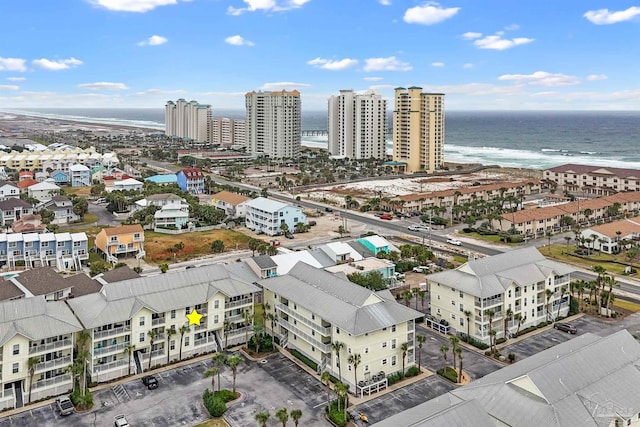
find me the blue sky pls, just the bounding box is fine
[1,0,639,110]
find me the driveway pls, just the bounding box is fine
[88,202,121,226]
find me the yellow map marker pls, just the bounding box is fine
[186,308,203,326]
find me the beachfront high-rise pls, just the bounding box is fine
[164,99,212,142]
[327,90,387,159]
[245,90,301,159]
[392,87,445,173]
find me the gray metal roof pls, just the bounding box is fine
[426,247,574,298]
[258,262,422,336]
[373,398,496,427]
[373,330,640,427]
[253,255,277,269]
[67,264,260,328]
[0,298,83,346]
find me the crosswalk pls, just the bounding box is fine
[111,384,130,403]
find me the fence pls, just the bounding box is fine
[153,225,222,234]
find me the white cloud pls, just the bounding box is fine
[498,71,580,87]
[470,33,534,50]
[461,32,482,40]
[378,0,391,5]
[363,56,412,72]
[260,81,311,91]
[431,62,445,67]
[138,35,168,46]
[6,77,26,82]
[586,74,608,81]
[133,88,186,95]
[0,85,19,91]
[0,57,27,72]
[78,82,130,90]
[504,24,520,31]
[227,0,310,15]
[363,77,384,81]
[307,57,358,71]
[463,63,474,68]
[32,57,83,71]
[403,2,460,25]
[584,6,640,25]
[224,35,255,46]
[90,0,183,13]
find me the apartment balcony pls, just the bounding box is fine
[226,298,253,309]
[194,336,216,347]
[32,373,72,390]
[151,317,166,326]
[95,357,129,372]
[34,355,72,373]
[276,304,331,336]
[474,298,503,309]
[225,313,244,323]
[29,339,72,355]
[150,348,165,359]
[94,342,129,357]
[94,326,131,340]
[514,291,522,298]
[407,333,414,343]
[278,318,331,353]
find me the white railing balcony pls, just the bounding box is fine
[278,318,331,353]
[194,337,215,347]
[227,326,251,338]
[34,355,72,373]
[32,373,72,390]
[95,358,128,372]
[94,326,130,340]
[29,339,72,355]
[225,313,244,323]
[150,349,165,359]
[152,317,166,326]
[276,304,331,336]
[93,342,129,357]
[226,298,253,309]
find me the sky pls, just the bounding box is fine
[1,0,639,111]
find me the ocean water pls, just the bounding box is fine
[6,108,640,170]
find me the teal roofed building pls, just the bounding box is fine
[357,235,394,255]
[145,174,178,185]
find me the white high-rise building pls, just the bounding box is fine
[246,90,301,158]
[328,89,387,159]
[165,99,212,142]
[210,118,246,148]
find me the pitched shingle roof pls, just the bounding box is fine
[212,191,250,206]
[11,267,71,297]
[546,163,640,179]
[0,198,32,210]
[101,224,144,236]
[98,266,140,283]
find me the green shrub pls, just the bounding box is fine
[568,298,579,316]
[327,398,348,427]
[495,337,507,345]
[508,353,517,363]
[437,367,458,383]
[387,372,404,386]
[289,349,317,371]
[459,334,489,350]
[213,389,237,403]
[203,389,227,417]
[248,334,274,353]
[405,366,420,377]
[70,388,94,410]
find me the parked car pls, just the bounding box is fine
[408,225,421,231]
[446,238,462,246]
[56,396,74,416]
[412,266,430,273]
[308,220,317,226]
[142,375,159,389]
[94,198,107,204]
[380,214,393,220]
[114,414,131,427]
[325,207,333,212]
[186,265,197,269]
[554,323,577,334]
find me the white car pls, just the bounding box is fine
[407,226,421,231]
[114,414,131,427]
[446,238,462,246]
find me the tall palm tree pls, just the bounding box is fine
[27,356,39,404]
[212,353,227,392]
[227,354,242,393]
[347,353,361,394]
[223,320,232,349]
[178,324,189,361]
[275,407,289,427]
[416,335,426,371]
[242,309,253,346]
[266,312,278,346]
[334,382,349,421]
[503,308,513,339]
[320,371,332,409]
[203,367,218,390]
[545,289,554,321]
[514,313,523,336]
[440,345,449,370]
[488,330,497,355]
[456,347,463,383]
[400,342,409,376]
[411,288,421,311]
[125,343,136,376]
[331,341,345,382]
[463,310,472,338]
[290,409,302,427]
[449,337,459,372]
[486,309,495,346]
[166,326,176,364]
[604,275,619,316]
[402,291,412,307]
[255,411,270,427]
[147,330,157,370]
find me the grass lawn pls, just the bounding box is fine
[460,231,511,245]
[544,244,637,276]
[63,187,92,197]
[79,213,99,224]
[145,229,252,263]
[192,419,230,427]
[613,299,640,313]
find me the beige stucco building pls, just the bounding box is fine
[544,164,640,196]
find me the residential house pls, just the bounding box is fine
[144,174,178,186]
[17,178,38,192]
[0,199,34,227]
[40,196,79,224]
[27,181,60,203]
[154,204,190,230]
[122,164,142,178]
[135,193,185,209]
[0,231,89,271]
[17,171,33,182]
[211,191,249,217]
[324,258,396,280]
[245,197,307,236]
[544,163,640,195]
[426,247,573,344]
[69,164,91,187]
[0,181,19,201]
[11,214,47,233]
[34,172,48,183]
[95,224,145,263]
[0,148,116,172]
[7,267,75,301]
[93,266,140,285]
[260,262,423,396]
[176,168,204,194]
[373,330,640,427]
[65,264,260,382]
[50,170,69,186]
[579,217,640,254]
[0,298,82,410]
[107,178,143,193]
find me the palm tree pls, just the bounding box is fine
[332,341,345,382]
[489,329,497,354]
[227,354,242,393]
[223,320,232,349]
[486,309,495,341]
[449,337,459,372]
[514,313,523,336]
[503,308,513,339]
[166,326,176,364]
[463,310,472,339]
[440,345,449,370]
[320,371,332,409]
[347,353,361,394]
[178,324,189,360]
[416,335,426,371]
[398,342,409,376]
[27,356,39,403]
[456,347,463,383]
[402,290,412,307]
[255,411,270,427]
[203,367,218,390]
[147,330,157,370]
[604,274,619,316]
[125,343,136,376]
[290,409,302,427]
[334,382,349,421]
[266,312,278,345]
[275,407,289,427]
[242,309,253,346]
[212,353,228,392]
[555,285,568,320]
[411,288,421,311]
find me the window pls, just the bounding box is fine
[364,365,369,372]
[460,318,464,326]
[364,347,369,354]
[12,363,19,374]
[391,356,397,366]
[437,295,441,300]
[41,241,48,247]
[214,315,219,324]
[139,317,145,326]
[381,358,387,365]
[391,325,396,333]
[451,300,455,306]
[336,327,340,334]
[185,336,190,346]
[171,310,176,319]
[451,314,456,320]
[382,342,387,348]
[134,233,141,239]
[214,300,220,309]
[391,339,396,349]
[459,303,464,312]
[8,242,15,248]
[170,340,176,350]
[57,241,65,247]
[459,291,463,298]
[12,344,19,355]
[110,236,117,242]
[73,241,81,247]
[139,333,145,343]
